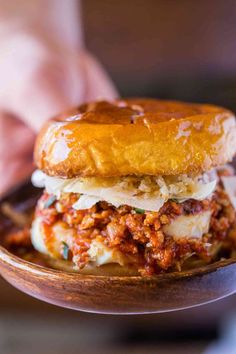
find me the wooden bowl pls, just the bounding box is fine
[0,181,236,314]
[0,247,236,314]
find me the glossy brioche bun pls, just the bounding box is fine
[34,98,236,177]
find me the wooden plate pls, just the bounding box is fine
[0,182,236,314]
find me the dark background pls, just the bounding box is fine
[84,0,236,111]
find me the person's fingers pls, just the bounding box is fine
[0,34,118,132]
[21,51,118,131]
[0,113,35,157]
[0,157,34,197]
[0,34,85,132]
[0,113,35,196]
[80,51,118,101]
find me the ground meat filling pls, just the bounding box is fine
[34,174,236,275]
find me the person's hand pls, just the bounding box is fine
[0,113,35,195]
[0,33,117,196]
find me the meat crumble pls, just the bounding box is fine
[5,168,236,275]
[31,180,236,275]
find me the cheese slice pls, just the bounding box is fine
[221,176,236,209]
[163,210,212,240]
[32,170,217,212]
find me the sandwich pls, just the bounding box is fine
[31,98,236,275]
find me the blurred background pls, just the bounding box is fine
[1,0,236,353]
[84,0,236,109]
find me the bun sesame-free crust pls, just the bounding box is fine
[34,99,236,177]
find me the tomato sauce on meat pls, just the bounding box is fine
[6,168,236,275]
[30,182,236,275]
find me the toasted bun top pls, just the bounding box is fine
[34,98,236,177]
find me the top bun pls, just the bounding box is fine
[34,98,236,178]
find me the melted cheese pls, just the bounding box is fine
[31,217,132,266]
[31,218,48,255]
[163,210,212,240]
[87,240,127,266]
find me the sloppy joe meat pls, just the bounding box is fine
[33,181,236,275]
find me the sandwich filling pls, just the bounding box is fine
[31,166,236,275]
